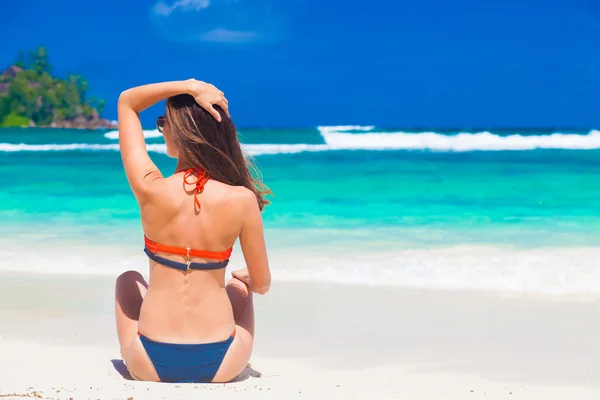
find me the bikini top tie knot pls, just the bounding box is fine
[180,168,209,210]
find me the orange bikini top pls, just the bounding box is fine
[144,236,232,262]
[142,168,233,271]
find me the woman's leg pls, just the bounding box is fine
[114,270,159,381]
[212,276,255,382]
[115,270,147,349]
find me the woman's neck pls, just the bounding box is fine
[175,158,207,174]
[175,158,193,172]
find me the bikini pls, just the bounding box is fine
[135,168,237,383]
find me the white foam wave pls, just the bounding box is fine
[1,242,599,299]
[0,143,167,153]
[0,143,118,152]
[270,245,600,299]
[104,129,162,140]
[3,129,600,155]
[104,127,374,140]
[242,143,329,155]
[0,142,323,156]
[320,129,600,152]
[103,131,118,140]
[245,130,600,155]
[317,125,375,134]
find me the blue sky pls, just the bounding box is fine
[2,0,599,128]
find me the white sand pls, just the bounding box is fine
[0,272,598,399]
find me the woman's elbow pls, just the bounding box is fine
[117,89,134,108]
[253,283,271,295]
[253,274,271,295]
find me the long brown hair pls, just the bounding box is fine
[165,94,271,210]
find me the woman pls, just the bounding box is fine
[114,79,272,384]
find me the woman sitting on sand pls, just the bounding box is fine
[114,79,271,383]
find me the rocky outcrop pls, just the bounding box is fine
[23,113,117,130]
[48,115,117,130]
[1,65,24,78]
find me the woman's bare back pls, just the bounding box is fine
[138,171,254,344]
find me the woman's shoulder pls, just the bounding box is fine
[204,184,260,225]
[208,181,257,206]
[222,182,256,201]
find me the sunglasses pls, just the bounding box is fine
[157,116,166,133]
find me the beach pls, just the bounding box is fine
[0,273,599,399]
[1,126,600,398]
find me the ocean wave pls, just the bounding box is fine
[320,129,600,152]
[247,130,600,154]
[270,245,600,298]
[104,129,162,140]
[1,242,599,298]
[0,143,167,153]
[317,125,375,134]
[242,143,329,155]
[0,143,118,152]
[2,129,600,155]
[0,141,324,156]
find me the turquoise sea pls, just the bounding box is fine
[1,126,599,295]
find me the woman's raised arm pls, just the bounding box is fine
[117,79,228,202]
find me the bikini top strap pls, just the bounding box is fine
[179,168,210,210]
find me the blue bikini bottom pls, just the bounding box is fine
[138,330,236,383]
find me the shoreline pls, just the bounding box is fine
[2,240,600,303]
[1,273,598,399]
[2,268,600,305]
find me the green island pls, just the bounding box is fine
[0,47,115,129]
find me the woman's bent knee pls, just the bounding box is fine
[116,270,144,286]
[115,271,147,295]
[115,271,147,321]
[226,277,250,297]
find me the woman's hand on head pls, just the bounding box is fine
[186,79,229,122]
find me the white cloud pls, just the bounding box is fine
[199,28,260,43]
[153,0,210,17]
[150,0,285,44]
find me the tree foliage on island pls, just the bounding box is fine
[0,47,106,127]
